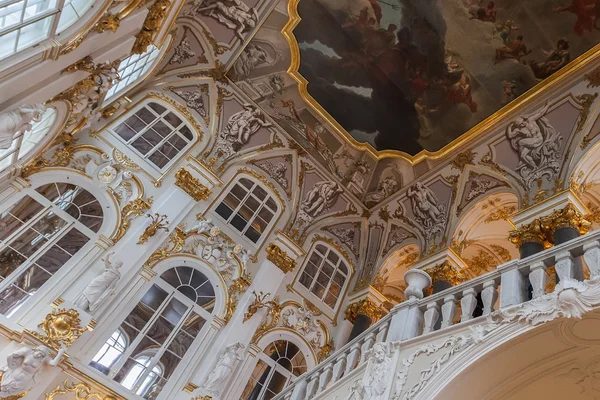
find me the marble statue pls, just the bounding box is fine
[74,252,122,312]
[301,181,344,219]
[203,342,245,394]
[191,218,214,234]
[506,103,562,186]
[0,344,66,398]
[364,176,398,206]
[0,104,47,149]
[190,0,259,40]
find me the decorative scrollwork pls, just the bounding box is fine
[30,309,91,349]
[45,380,118,399]
[111,197,153,242]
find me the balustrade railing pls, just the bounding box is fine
[274,230,600,400]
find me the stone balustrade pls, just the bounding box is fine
[274,229,600,400]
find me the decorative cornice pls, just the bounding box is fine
[266,243,296,273]
[345,298,385,323]
[174,168,211,201]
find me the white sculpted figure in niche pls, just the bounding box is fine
[203,342,245,394]
[362,342,394,399]
[301,181,344,220]
[217,104,271,156]
[234,43,269,78]
[188,0,258,40]
[74,252,122,312]
[407,182,445,228]
[365,176,398,206]
[191,218,213,234]
[170,37,196,64]
[0,344,66,398]
[0,104,47,149]
[506,103,562,187]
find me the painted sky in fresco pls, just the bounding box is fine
[294,0,600,155]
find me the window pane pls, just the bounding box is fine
[55,228,89,254]
[124,302,155,332]
[164,112,181,128]
[147,151,169,169]
[141,285,168,311]
[0,248,26,279]
[149,102,166,114]
[215,203,233,221]
[0,196,44,241]
[35,245,71,274]
[137,108,157,125]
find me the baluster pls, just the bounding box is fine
[481,279,498,314]
[290,378,307,400]
[423,302,440,334]
[360,332,376,364]
[332,354,347,383]
[528,261,547,298]
[556,251,575,281]
[345,343,361,375]
[318,364,333,393]
[441,294,457,328]
[375,324,387,342]
[584,241,600,278]
[499,266,527,308]
[305,374,319,399]
[460,288,477,322]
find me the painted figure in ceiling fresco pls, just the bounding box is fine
[187,0,258,40]
[292,0,600,156]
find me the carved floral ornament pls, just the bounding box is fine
[45,380,118,400]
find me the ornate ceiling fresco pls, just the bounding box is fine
[290,0,600,155]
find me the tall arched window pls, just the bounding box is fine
[0,107,57,171]
[91,265,217,399]
[0,0,95,61]
[110,101,195,170]
[0,182,103,316]
[214,177,279,245]
[297,243,349,310]
[241,340,307,400]
[104,45,161,102]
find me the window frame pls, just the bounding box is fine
[0,180,104,317]
[90,264,218,399]
[241,340,308,400]
[294,242,351,316]
[211,175,281,249]
[106,98,198,175]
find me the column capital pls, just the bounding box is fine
[509,219,546,247]
[345,287,387,323]
[425,261,466,287]
[540,203,591,237]
[174,157,223,201]
[265,231,306,273]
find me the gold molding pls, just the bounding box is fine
[265,243,296,273]
[425,262,466,287]
[174,168,211,201]
[45,380,118,399]
[132,0,172,54]
[111,196,153,242]
[282,0,600,164]
[223,273,252,323]
[30,309,91,349]
[344,298,384,324]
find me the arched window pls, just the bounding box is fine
[0,107,57,171]
[0,182,103,316]
[297,243,349,310]
[91,265,216,399]
[104,45,161,102]
[214,177,279,245]
[109,101,195,170]
[90,329,128,375]
[241,340,307,400]
[0,0,95,62]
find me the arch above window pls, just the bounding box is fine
[214,176,280,246]
[109,100,196,171]
[296,242,350,311]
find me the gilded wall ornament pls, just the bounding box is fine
[45,380,118,399]
[174,168,211,201]
[265,243,296,273]
[145,225,187,267]
[508,219,547,247]
[541,203,591,237]
[425,262,465,287]
[224,273,252,323]
[317,340,335,363]
[132,0,171,54]
[247,292,282,344]
[345,298,385,324]
[451,149,476,172]
[111,197,153,242]
[137,213,169,245]
[31,308,90,349]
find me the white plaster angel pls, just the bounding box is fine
[74,252,122,313]
[0,344,66,398]
[190,218,214,235]
[202,342,245,395]
[0,104,47,149]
